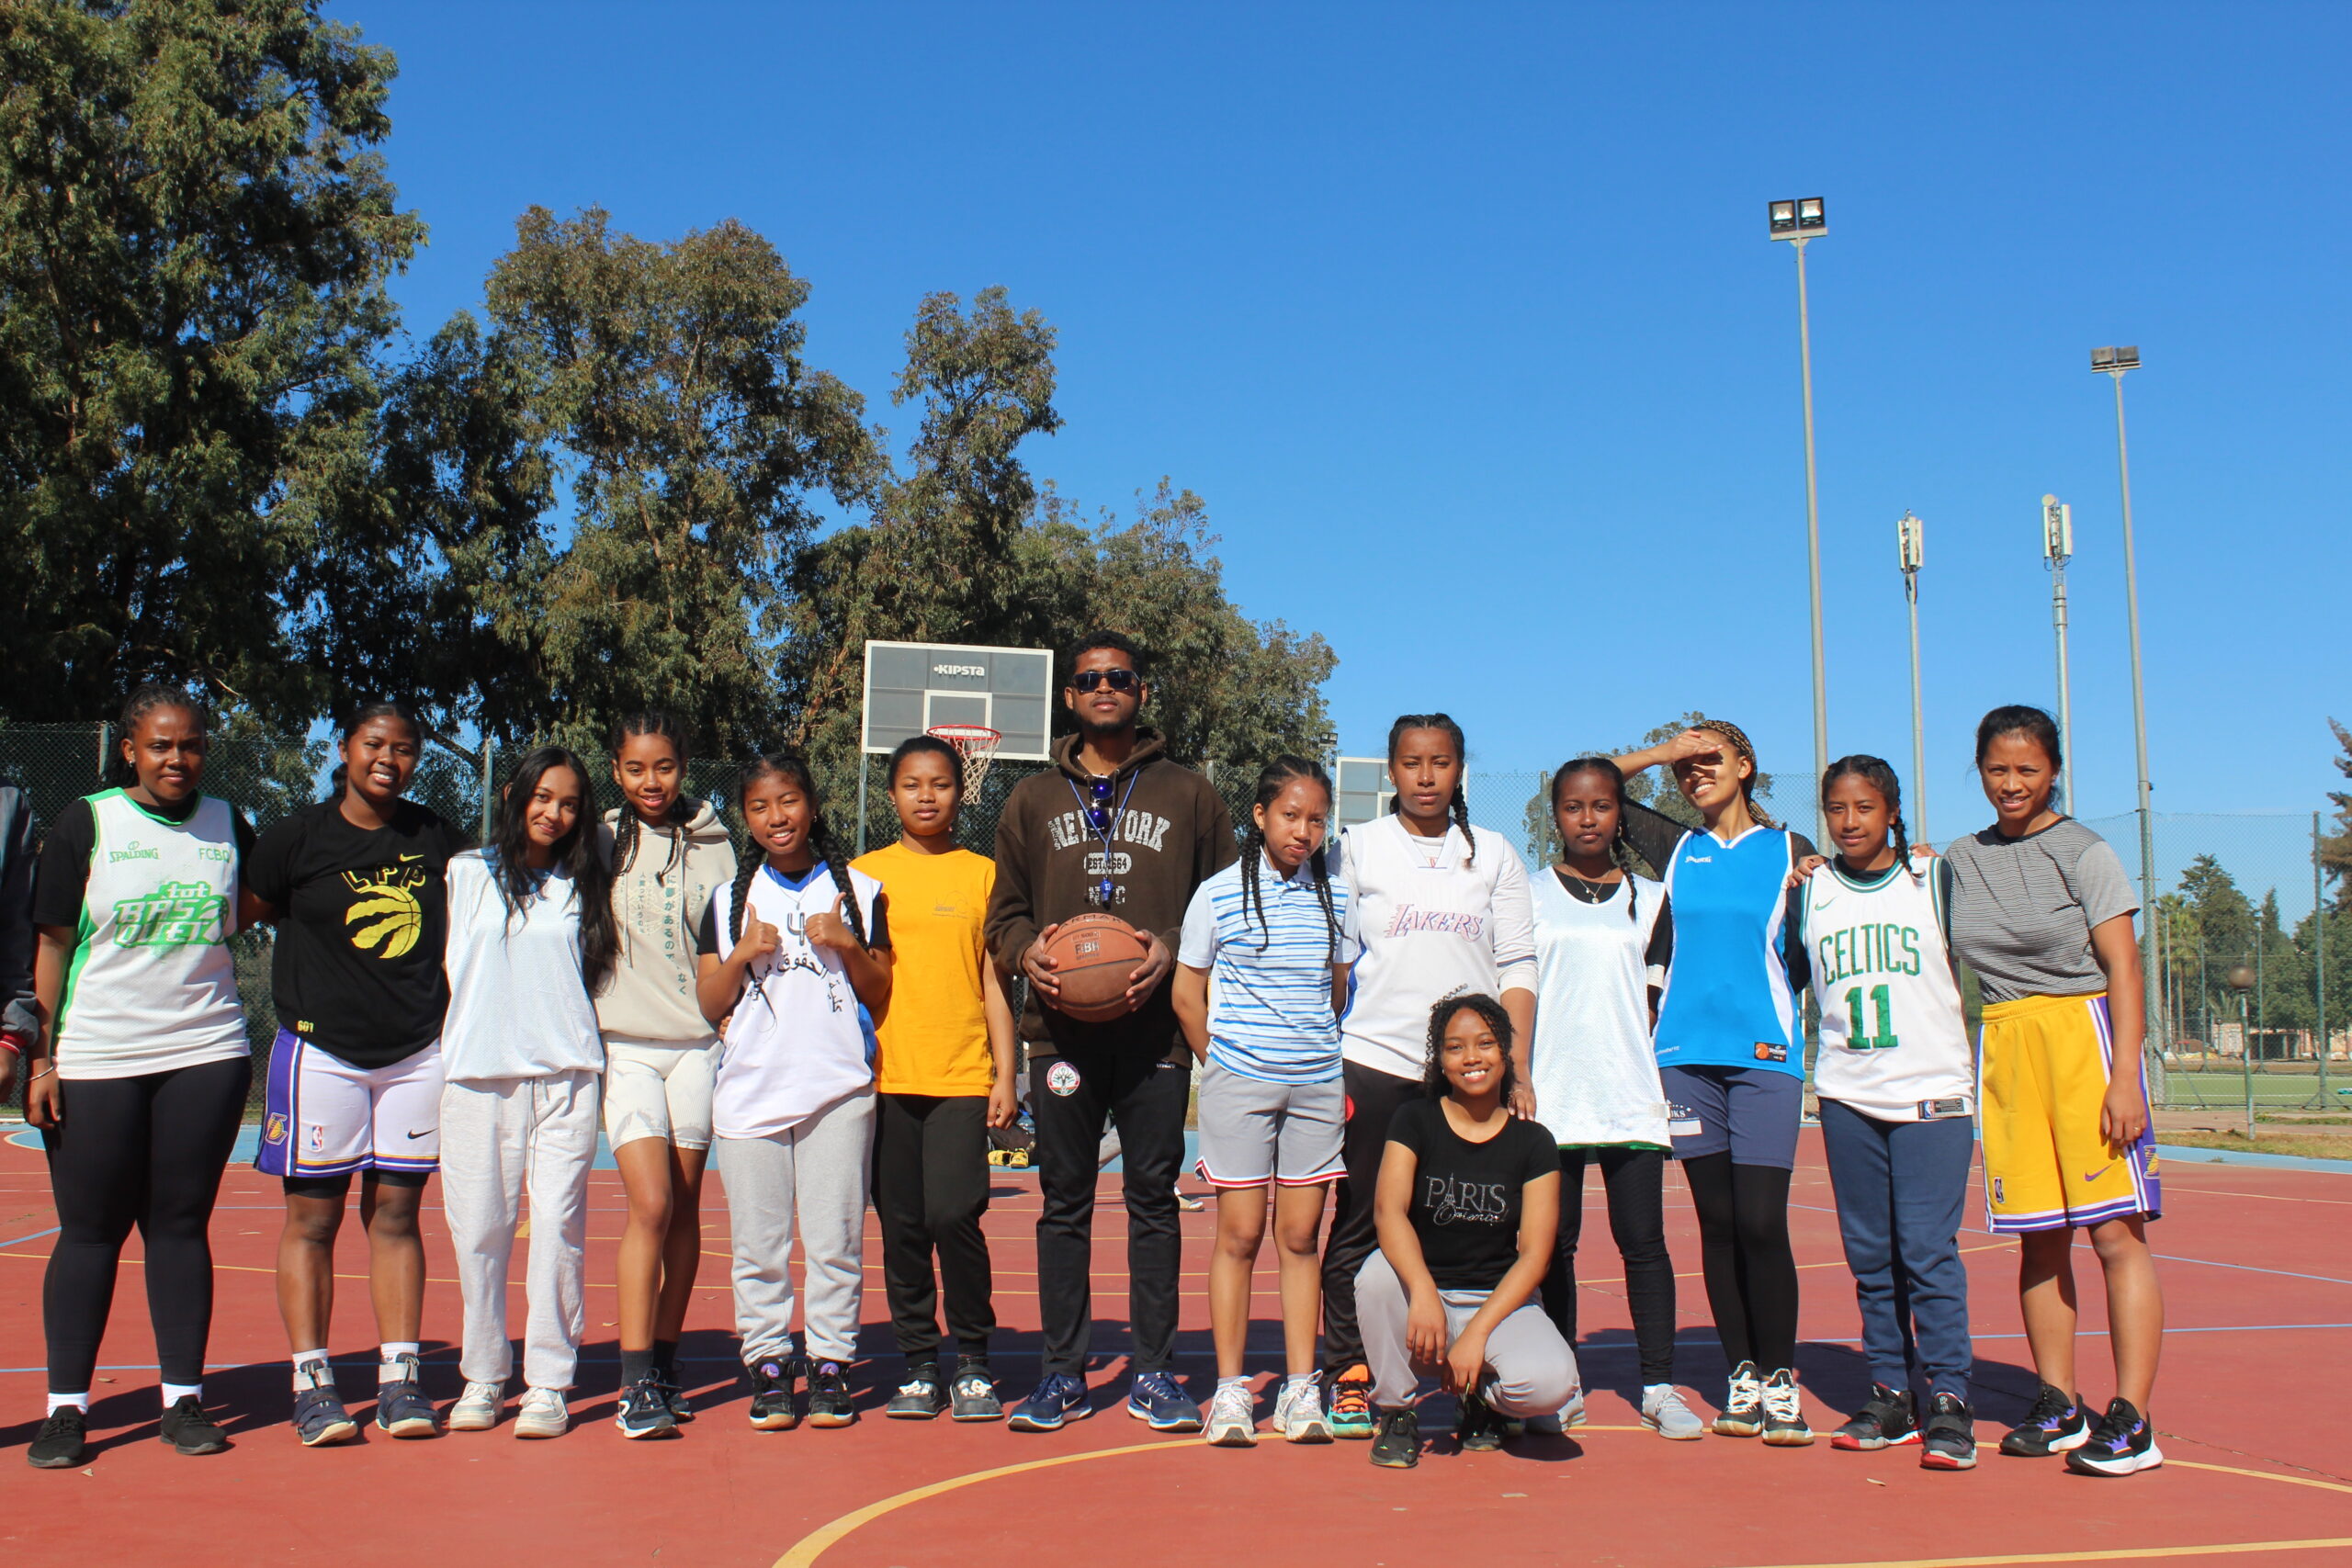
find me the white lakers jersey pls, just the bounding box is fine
[1800,856,1972,1122]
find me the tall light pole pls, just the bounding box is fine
[2094,344,2162,1089]
[2041,493,2075,817]
[1896,510,1927,845]
[1770,197,1830,830]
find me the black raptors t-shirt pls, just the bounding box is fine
[1385,1096,1559,1292]
[246,799,469,1068]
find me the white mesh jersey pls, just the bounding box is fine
[1799,856,1973,1122]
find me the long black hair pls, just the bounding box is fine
[487,745,618,992]
[1974,704,2064,780]
[722,750,869,948]
[328,699,423,804]
[1239,755,1342,958]
[1821,754,1916,878]
[609,710,695,883]
[1550,755,1643,923]
[1385,712,1476,865]
[1421,992,1519,1101]
[107,682,206,787]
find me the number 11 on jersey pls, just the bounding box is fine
[1843,984,1901,1051]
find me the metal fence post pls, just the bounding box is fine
[2319,811,2332,1110]
[480,737,495,842]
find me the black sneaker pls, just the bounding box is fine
[2064,1397,2163,1477]
[292,1364,358,1447]
[1919,1392,1979,1471]
[27,1406,88,1469]
[888,1364,947,1420]
[1368,1406,1421,1469]
[158,1394,229,1455]
[745,1356,799,1431]
[949,1360,1002,1423]
[1999,1383,2090,1458]
[807,1360,855,1427]
[1455,1388,1503,1452]
[1832,1382,1918,1450]
[373,1353,441,1439]
[657,1371,693,1424]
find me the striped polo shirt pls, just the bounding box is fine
[1177,854,1361,1083]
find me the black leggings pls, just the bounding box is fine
[1680,1153,1797,1376]
[41,1056,251,1392]
[1540,1146,1678,1386]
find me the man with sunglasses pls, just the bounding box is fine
[987,630,1237,1434]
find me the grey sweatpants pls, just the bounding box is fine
[1356,1250,1580,1416]
[718,1088,876,1365]
[439,1070,600,1391]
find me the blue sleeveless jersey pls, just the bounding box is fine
[1653,826,1804,1077]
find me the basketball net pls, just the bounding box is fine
[927,724,1003,797]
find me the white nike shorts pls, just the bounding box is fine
[257,1031,443,1180]
[602,1033,721,1152]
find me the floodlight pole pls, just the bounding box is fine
[1898,512,1927,845]
[2043,495,2075,818]
[1794,235,1829,835]
[2101,353,2162,1088]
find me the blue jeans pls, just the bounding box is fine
[1817,1099,1975,1403]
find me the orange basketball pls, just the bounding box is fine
[1040,913,1150,1022]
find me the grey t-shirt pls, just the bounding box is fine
[1943,818,2138,1003]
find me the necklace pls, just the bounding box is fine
[1403,820,1450,869]
[1555,866,1619,905]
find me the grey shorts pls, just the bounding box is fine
[602,1033,720,1152]
[1660,1064,1802,1170]
[1193,1059,1346,1189]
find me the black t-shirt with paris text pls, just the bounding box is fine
[246,799,469,1069]
[1385,1095,1559,1292]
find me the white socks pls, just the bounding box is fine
[47,1392,88,1416]
[380,1343,420,1382]
[161,1382,203,1406]
[292,1348,331,1392]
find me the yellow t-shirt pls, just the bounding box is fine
[852,842,999,1096]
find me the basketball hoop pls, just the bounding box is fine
[927,724,1003,797]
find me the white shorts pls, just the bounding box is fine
[1193,1058,1346,1189]
[603,1034,720,1152]
[257,1030,443,1180]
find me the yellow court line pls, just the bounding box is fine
[1740,1540,2352,1568]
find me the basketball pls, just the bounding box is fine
[1039,913,1149,1021]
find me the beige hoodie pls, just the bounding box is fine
[594,799,738,1041]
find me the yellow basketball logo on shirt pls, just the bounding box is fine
[342,864,428,959]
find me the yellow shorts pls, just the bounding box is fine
[1979,992,2161,1235]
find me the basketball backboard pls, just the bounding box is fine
[861,640,1054,761]
[1335,756,1392,829]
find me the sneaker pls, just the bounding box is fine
[949,1360,1002,1423]
[1126,1371,1202,1432]
[888,1365,947,1420]
[1713,1359,1765,1438]
[513,1387,568,1439]
[374,1353,440,1438]
[1832,1382,1918,1451]
[657,1371,694,1424]
[1456,1386,1504,1451]
[1919,1392,1979,1471]
[447,1380,504,1432]
[1273,1379,1331,1443]
[1007,1371,1091,1433]
[2064,1397,2163,1477]
[807,1361,855,1427]
[1368,1406,1421,1469]
[159,1394,230,1455]
[1328,1365,1376,1439]
[1525,1387,1588,1435]
[1204,1382,1258,1447]
[1760,1369,1813,1446]
[1174,1190,1205,1213]
[1999,1383,2090,1458]
[27,1406,88,1469]
[1641,1383,1707,1441]
[292,1364,357,1447]
[614,1373,680,1439]
[746,1356,800,1431]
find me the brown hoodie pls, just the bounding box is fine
[594,798,738,1041]
[985,728,1236,1060]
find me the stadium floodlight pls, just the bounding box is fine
[1896,512,1927,844]
[2090,344,2141,373]
[2041,494,2075,815]
[1769,197,1832,834]
[2093,344,2159,1088]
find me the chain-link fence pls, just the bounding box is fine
[3,723,2336,1113]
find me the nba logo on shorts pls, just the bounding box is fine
[1991,1177,2005,1204]
[1046,1061,1081,1097]
[265,1112,288,1145]
[307,1122,325,1153]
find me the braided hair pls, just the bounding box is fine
[1821,754,1916,880]
[1239,755,1342,959]
[726,751,870,949]
[1420,992,1520,1101]
[1550,755,1643,923]
[610,711,694,884]
[1687,715,1778,829]
[1385,712,1476,866]
[108,682,206,787]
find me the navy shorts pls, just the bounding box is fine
[1659,1064,1802,1170]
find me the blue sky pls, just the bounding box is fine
[340,2,2346,849]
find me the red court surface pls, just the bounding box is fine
[1,1128,2348,1568]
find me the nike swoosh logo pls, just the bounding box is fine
[406,1129,433,1140]
[2082,1160,2115,1182]
[398,854,423,863]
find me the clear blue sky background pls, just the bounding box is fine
[338,2,2346,852]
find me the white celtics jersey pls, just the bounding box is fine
[1799,856,1972,1122]
[58,790,249,1078]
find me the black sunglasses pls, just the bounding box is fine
[1070,668,1140,694]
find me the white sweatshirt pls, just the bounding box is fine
[440,852,605,1082]
[1337,815,1537,1080]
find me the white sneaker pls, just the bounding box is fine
[514,1386,569,1439]
[1273,1379,1330,1443]
[1525,1387,1587,1435]
[447,1380,504,1432]
[1642,1383,1707,1441]
[1204,1382,1258,1447]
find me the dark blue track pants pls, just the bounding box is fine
[1817,1099,1975,1403]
